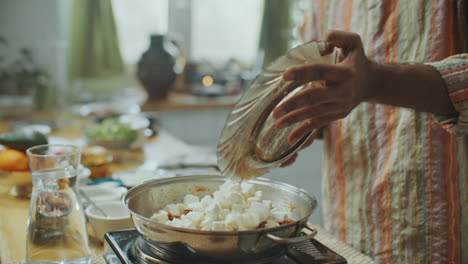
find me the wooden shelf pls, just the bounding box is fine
[142,92,239,112]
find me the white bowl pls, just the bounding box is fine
[85,200,133,242]
[80,184,127,203]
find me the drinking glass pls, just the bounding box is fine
[26,145,90,264]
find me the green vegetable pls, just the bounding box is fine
[85,118,137,142]
[0,130,48,152]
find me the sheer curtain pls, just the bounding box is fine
[68,0,124,80]
[112,0,168,65]
[258,0,294,67]
[68,0,145,107]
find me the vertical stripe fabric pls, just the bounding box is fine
[305,0,468,263]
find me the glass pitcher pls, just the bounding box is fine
[26,144,90,264]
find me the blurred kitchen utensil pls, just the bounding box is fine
[79,189,107,217]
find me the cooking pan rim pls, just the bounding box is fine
[124,175,317,235]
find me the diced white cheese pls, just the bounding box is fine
[220,180,241,192]
[187,202,204,212]
[200,196,213,207]
[262,200,272,209]
[225,213,241,229]
[220,209,231,218]
[179,218,196,229]
[227,192,242,204]
[254,191,263,199]
[240,213,261,229]
[165,204,184,216]
[241,182,255,196]
[151,210,169,223]
[265,219,280,228]
[182,211,204,226]
[248,196,260,203]
[212,221,226,231]
[201,216,213,230]
[231,204,245,213]
[153,180,293,231]
[271,210,289,222]
[205,202,222,220]
[249,201,270,222]
[169,218,183,228]
[212,191,222,199]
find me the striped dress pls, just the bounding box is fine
[301,0,468,263]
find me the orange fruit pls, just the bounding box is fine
[0,149,29,171]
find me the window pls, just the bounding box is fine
[190,0,264,65]
[112,0,168,64]
[112,0,264,67]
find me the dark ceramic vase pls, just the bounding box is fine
[137,34,179,100]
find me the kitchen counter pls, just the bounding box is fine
[0,115,191,262]
[0,115,374,264]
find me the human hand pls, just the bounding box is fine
[274,30,374,145]
[279,129,318,167]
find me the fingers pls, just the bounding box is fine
[283,63,352,82]
[317,40,335,56]
[299,128,319,150]
[279,128,319,168]
[273,85,342,119]
[275,103,340,129]
[326,30,364,54]
[288,113,343,144]
[279,153,297,167]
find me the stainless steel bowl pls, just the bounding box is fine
[123,175,317,263]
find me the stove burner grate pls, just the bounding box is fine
[134,236,289,264]
[103,229,347,264]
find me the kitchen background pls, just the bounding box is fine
[0,0,324,225]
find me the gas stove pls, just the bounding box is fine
[103,229,347,264]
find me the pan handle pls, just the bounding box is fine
[266,222,317,244]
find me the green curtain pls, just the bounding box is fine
[258,0,293,67]
[68,0,124,80]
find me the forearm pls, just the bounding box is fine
[367,62,457,116]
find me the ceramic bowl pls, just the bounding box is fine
[84,115,150,150]
[80,183,127,203]
[85,200,133,242]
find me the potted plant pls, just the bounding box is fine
[0,36,51,116]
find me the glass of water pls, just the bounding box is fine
[26,145,90,264]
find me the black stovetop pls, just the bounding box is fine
[103,229,346,264]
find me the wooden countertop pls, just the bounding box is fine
[0,117,190,263]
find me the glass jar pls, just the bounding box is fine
[26,144,90,264]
